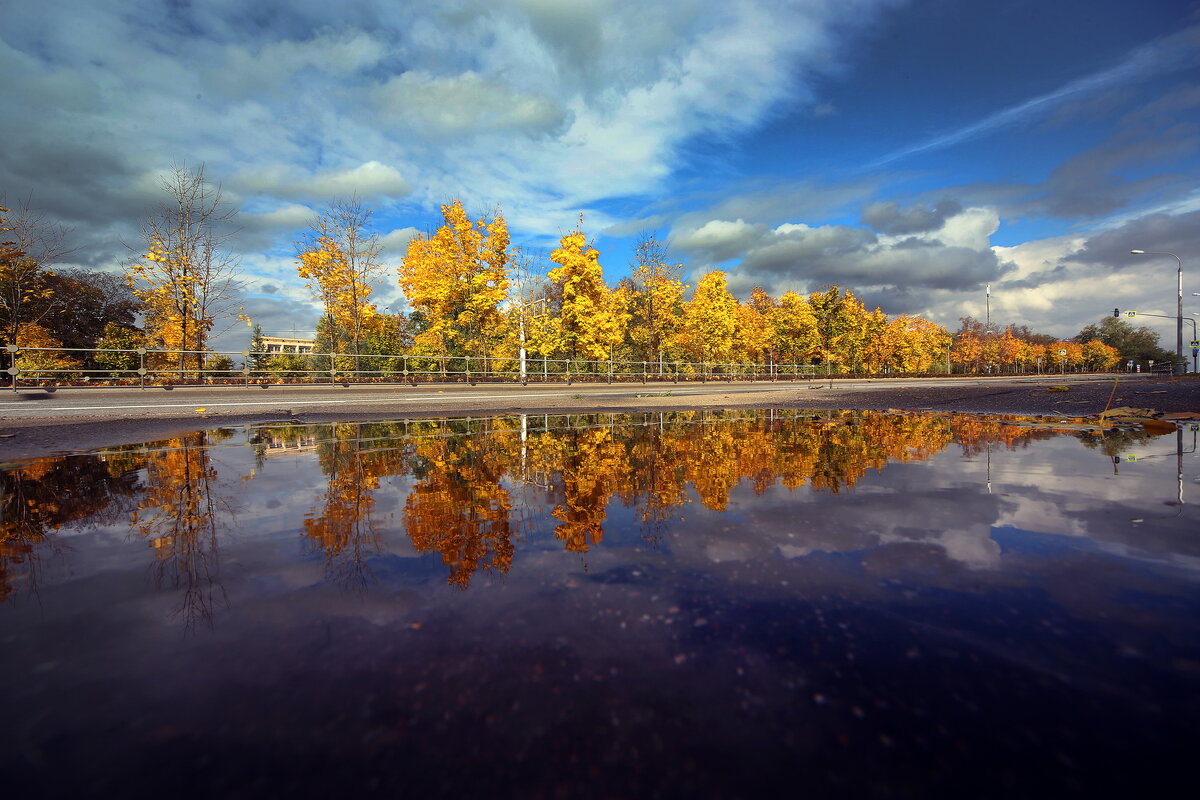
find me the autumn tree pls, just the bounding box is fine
[296,197,384,366]
[94,322,147,375]
[951,328,984,372]
[808,286,858,371]
[1075,316,1172,365]
[996,327,1027,371]
[546,220,625,364]
[1045,340,1084,371]
[879,315,951,373]
[399,199,509,362]
[733,300,772,364]
[1082,338,1120,371]
[11,322,81,375]
[0,198,73,348]
[769,291,819,367]
[126,165,243,376]
[679,270,738,365]
[626,232,685,368]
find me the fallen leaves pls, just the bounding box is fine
[1092,406,1200,434]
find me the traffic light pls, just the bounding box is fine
[1113,308,1120,317]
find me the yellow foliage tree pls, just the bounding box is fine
[1082,338,1120,371]
[12,323,80,375]
[547,222,625,363]
[296,197,384,363]
[399,200,509,363]
[997,327,1028,371]
[679,270,738,364]
[769,291,819,367]
[733,301,772,364]
[627,232,686,368]
[808,286,866,371]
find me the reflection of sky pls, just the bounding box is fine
[3,413,1199,797]
[9,417,1200,598]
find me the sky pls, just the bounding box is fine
[2,0,1199,351]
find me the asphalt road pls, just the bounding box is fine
[0,373,1133,421]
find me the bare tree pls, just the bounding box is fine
[126,165,243,376]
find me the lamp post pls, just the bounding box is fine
[1130,250,1183,374]
[514,297,549,384]
[1128,311,1197,372]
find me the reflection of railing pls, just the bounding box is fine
[2,344,825,388]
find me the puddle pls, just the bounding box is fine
[2,409,1198,797]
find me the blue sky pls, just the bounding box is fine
[2,0,1199,349]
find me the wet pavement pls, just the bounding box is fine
[2,409,1198,798]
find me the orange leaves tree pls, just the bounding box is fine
[399,199,509,364]
[864,314,952,373]
[547,221,626,365]
[296,197,384,367]
[1082,338,1120,370]
[125,165,243,376]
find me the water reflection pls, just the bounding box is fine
[0,452,141,601]
[2,410,1198,798]
[0,410,1183,599]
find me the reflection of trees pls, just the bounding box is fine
[550,426,631,551]
[0,455,140,603]
[1076,426,1155,459]
[9,409,1153,606]
[130,432,232,631]
[404,422,516,589]
[950,415,1059,456]
[303,423,404,589]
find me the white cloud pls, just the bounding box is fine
[0,0,895,248]
[380,226,421,254]
[232,162,412,201]
[372,71,569,137]
[671,218,767,261]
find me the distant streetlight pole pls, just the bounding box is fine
[515,297,549,384]
[1130,250,1184,374]
[985,284,991,330]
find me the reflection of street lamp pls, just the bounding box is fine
[1130,250,1184,374]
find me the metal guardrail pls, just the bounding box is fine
[3,344,1151,390]
[1,344,825,389]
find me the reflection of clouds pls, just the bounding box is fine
[720,470,1007,571]
[11,414,1200,608]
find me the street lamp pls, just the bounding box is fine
[1130,250,1184,374]
[513,297,549,384]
